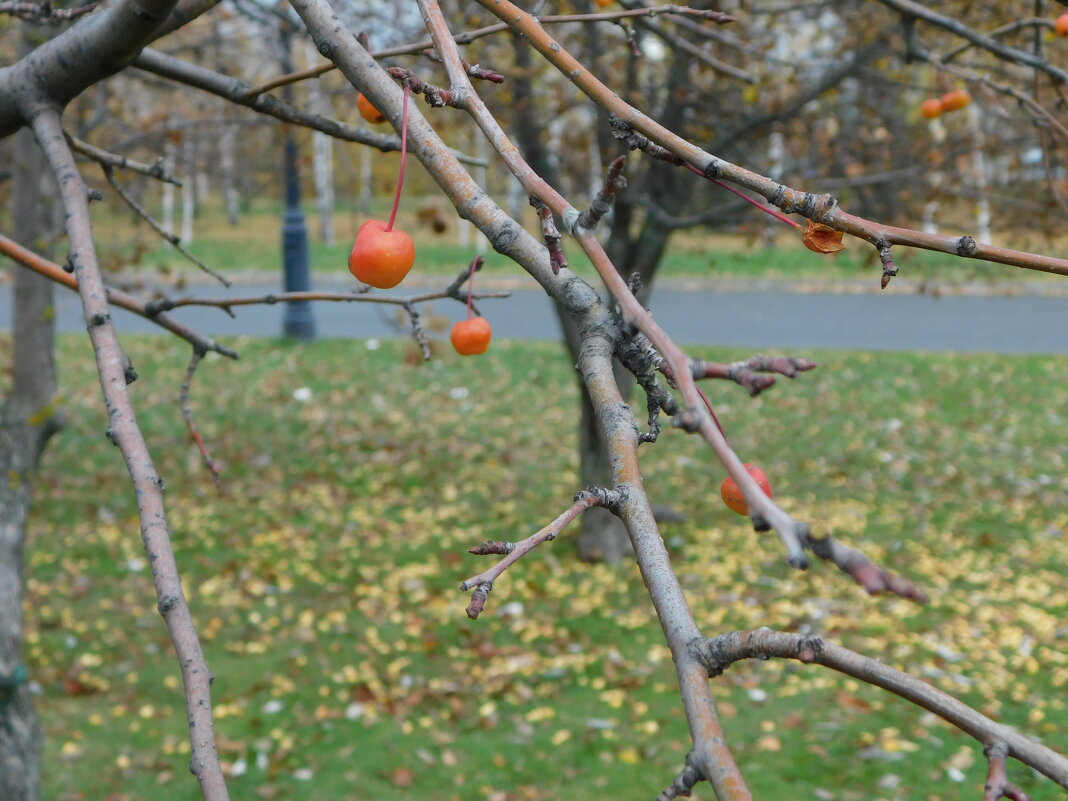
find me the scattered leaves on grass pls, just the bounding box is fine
[18,335,1068,801]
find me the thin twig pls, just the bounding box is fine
[387,66,465,108]
[576,156,628,232]
[101,165,230,287]
[657,751,704,801]
[941,17,1051,64]
[0,0,96,19]
[799,528,928,602]
[401,300,432,360]
[180,349,222,491]
[503,6,1068,277]
[0,232,237,359]
[241,5,735,98]
[531,198,568,274]
[442,254,486,313]
[68,133,181,185]
[689,354,818,398]
[130,49,488,168]
[143,287,509,316]
[461,487,620,619]
[984,742,1033,801]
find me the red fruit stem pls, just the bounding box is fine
[466,257,477,319]
[684,163,802,230]
[385,85,411,233]
[697,387,727,441]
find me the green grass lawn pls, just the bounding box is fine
[16,334,1068,800]
[90,197,1068,289]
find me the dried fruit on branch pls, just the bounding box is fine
[802,220,846,254]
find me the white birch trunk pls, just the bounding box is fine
[313,132,335,246]
[219,126,240,225]
[307,42,335,245]
[181,135,195,245]
[967,103,992,243]
[359,144,372,215]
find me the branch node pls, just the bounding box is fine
[656,750,705,801]
[468,541,516,556]
[387,66,465,108]
[702,158,723,180]
[465,582,492,619]
[797,636,824,663]
[671,408,702,433]
[877,240,898,289]
[531,198,569,273]
[576,156,628,231]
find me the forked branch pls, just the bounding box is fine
[688,354,818,397]
[691,629,1068,792]
[461,487,621,619]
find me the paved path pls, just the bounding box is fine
[2,278,1066,354]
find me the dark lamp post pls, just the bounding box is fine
[280,30,316,341]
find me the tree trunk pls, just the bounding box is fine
[307,42,335,246]
[219,125,240,225]
[181,134,195,244]
[0,117,60,801]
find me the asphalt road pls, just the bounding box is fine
[2,278,1066,354]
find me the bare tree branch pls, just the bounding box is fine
[481,0,1068,279]
[689,354,817,397]
[30,107,230,801]
[0,1,96,22]
[0,0,181,135]
[465,0,816,573]
[179,348,222,491]
[461,487,620,619]
[0,231,237,359]
[68,133,182,185]
[984,742,1033,801]
[875,0,1068,85]
[691,630,1068,792]
[130,49,489,167]
[242,5,737,98]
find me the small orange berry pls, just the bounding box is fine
[450,317,492,356]
[720,464,772,516]
[920,98,943,119]
[348,220,416,289]
[356,93,386,124]
[940,89,971,112]
[1056,13,1068,36]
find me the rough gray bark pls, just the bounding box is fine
[0,118,60,801]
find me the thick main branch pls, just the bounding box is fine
[0,0,180,134]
